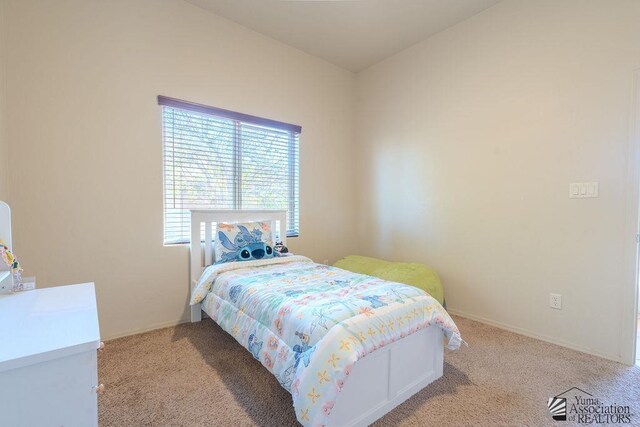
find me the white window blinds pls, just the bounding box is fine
[159,96,300,245]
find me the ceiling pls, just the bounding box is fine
[186,0,500,72]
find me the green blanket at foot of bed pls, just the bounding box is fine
[333,255,445,306]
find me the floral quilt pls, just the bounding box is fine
[191,255,462,426]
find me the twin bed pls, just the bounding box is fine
[189,210,461,426]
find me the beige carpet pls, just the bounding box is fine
[98,316,640,426]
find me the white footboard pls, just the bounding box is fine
[327,326,444,427]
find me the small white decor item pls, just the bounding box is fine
[10,269,22,292]
[19,276,36,291]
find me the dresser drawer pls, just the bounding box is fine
[0,349,99,427]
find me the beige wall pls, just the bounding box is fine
[2,0,357,339]
[356,0,640,363]
[0,0,6,202]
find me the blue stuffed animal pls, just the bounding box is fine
[217,225,277,263]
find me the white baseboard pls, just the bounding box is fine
[447,308,626,365]
[103,317,190,341]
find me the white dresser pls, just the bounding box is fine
[0,283,102,427]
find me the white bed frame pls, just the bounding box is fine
[189,210,445,427]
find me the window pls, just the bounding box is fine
[159,96,300,245]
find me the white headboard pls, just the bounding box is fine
[189,209,287,322]
[0,201,11,273]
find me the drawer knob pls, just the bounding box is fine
[99,342,105,351]
[95,384,105,394]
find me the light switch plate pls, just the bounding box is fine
[569,182,598,199]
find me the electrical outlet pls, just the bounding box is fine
[550,293,562,310]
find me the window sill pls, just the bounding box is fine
[163,234,298,247]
